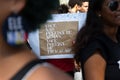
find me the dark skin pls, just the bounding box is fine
[84,51,106,80]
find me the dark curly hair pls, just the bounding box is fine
[73,0,104,53]
[68,0,81,8]
[68,0,89,8]
[19,0,59,32]
[58,4,69,13]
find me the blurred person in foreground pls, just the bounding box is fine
[73,0,120,80]
[0,0,73,80]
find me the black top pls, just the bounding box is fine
[79,34,120,80]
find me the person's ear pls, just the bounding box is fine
[74,4,78,9]
[76,5,82,10]
[11,0,26,13]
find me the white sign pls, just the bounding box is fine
[28,13,86,59]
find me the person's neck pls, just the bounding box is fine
[104,25,118,43]
[69,7,77,13]
[0,49,36,80]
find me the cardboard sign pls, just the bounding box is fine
[39,21,78,56]
[28,13,86,59]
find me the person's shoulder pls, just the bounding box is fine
[86,34,107,48]
[79,34,108,64]
[27,63,73,80]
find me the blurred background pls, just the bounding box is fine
[59,0,69,5]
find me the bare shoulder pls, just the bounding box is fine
[27,63,73,80]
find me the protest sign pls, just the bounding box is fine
[28,13,86,59]
[39,21,78,56]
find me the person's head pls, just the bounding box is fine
[68,0,82,13]
[73,0,120,53]
[68,0,80,8]
[79,0,89,12]
[0,0,59,47]
[58,4,69,13]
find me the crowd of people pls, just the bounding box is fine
[56,0,89,14]
[1,0,120,80]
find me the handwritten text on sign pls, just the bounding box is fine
[39,21,78,56]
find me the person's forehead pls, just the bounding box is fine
[82,1,88,3]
